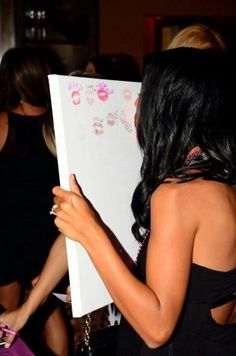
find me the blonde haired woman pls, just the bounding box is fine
[168,23,226,50]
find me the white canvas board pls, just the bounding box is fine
[49,75,142,317]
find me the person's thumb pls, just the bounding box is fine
[69,174,82,196]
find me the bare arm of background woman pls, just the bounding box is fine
[0,233,68,345]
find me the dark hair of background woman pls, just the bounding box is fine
[0,46,65,156]
[0,46,64,112]
[87,53,141,82]
[132,48,236,241]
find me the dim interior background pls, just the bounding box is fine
[1,0,236,73]
[1,0,236,353]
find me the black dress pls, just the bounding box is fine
[116,234,236,355]
[0,112,59,286]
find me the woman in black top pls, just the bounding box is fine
[51,48,236,355]
[0,47,69,355]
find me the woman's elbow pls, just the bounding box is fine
[143,326,173,349]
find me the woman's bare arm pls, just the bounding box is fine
[24,233,68,315]
[0,233,68,344]
[53,175,198,348]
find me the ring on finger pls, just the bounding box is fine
[49,204,59,216]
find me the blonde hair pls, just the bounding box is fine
[43,123,57,157]
[168,24,226,50]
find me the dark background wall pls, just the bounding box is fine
[0,0,98,72]
[99,0,236,68]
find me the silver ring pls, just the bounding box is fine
[49,204,58,216]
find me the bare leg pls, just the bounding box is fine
[0,282,22,311]
[44,305,69,356]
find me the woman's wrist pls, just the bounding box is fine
[19,301,34,321]
[82,221,108,251]
[21,287,43,317]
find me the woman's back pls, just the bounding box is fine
[117,178,236,355]
[190,179,236,273]
[157,178,236,320]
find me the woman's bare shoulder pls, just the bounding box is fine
[152,178,205,200]
[155,178,232,195]
[152,178,234,212]
[151,180,198,216]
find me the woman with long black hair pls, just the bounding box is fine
[51,48,236,355]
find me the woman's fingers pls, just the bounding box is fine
[4,333,15,348]
[53,174,83,207]
[66,285,71,303]
[53,216,66,233]
[52,186,71,199]
[52,174,98,243]
[69,174,82,196]
[54,215,78,237]
[0,325,17,347]
[53,193,83,220]
[52,174,82,198]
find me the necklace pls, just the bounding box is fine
[20,100,27,116]
[184,149,208,165]
[135,229,150,265]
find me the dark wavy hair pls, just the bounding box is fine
[132,47,236,241]
[87,53,141,82]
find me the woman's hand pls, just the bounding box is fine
[66,285,71,304]
[52,174,102,247]
[0,307,29,347]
